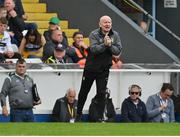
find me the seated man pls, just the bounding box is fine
[0,17,21,63]
[52,88,77,122]
[68,31,88,68]
[0,5,7,18]
[43,17,68,47]
[146,83,175,122]
[43,44,72,64]
[4,0,26,46]
[121,84,148,122]
[42,29,66,61]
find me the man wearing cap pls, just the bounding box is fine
[44,44,67,64]
[43,17,68,47]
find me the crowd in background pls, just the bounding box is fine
[0,0,123,69]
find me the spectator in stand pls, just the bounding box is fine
[4,0,26,46]
[13,0,37,30]
[44,44,72,64]
[8,0,36,29]
[0,17,21,63]
[1,0,28,20]
[19,29,46,58]
[121,84,148,122]
[139,20,153,36]
[139,21,148,33]
[1,0,28,19]
[68,31,88,68]
[42,29,68,61]
[14,0,27,20]
[43,17,68,48]
[52,88,77,122]
[0,5,7,18]
[146,83,175,122]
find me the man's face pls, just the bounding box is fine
[67,91,76,104]
[0,23,7,34]
[4,0,15,12]
[129,87,140,100]
[52,30,63,43]
[16,63,26,76]
[73,34,83,46]
[0,9,7,18]
[161,89,173,100]
[54,50,65,60]
[99,16,112,34]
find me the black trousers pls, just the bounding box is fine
[77,68,110,115]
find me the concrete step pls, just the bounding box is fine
[26,20,68,29]
[22,0,39,3]
[68,38,90,46]
[26,13,57,21]
[38,29,79,38]
[23,3,46,13]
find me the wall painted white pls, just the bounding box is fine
[0,69,171,114]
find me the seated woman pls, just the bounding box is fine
[19,29,46,58]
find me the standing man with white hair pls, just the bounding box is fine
[76,15,122,121]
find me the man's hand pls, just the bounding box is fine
[104,33,112,47]
[22,14,28,20]
[159,103,167,111]
[8,10,17,18]
[8,32,15,37]
[79,41,88,49]
[2,106,8,116]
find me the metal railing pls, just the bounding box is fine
[124,0,180,42]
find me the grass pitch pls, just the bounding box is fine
[0,123,180,136]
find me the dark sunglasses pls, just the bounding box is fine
[130,92,139,95]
